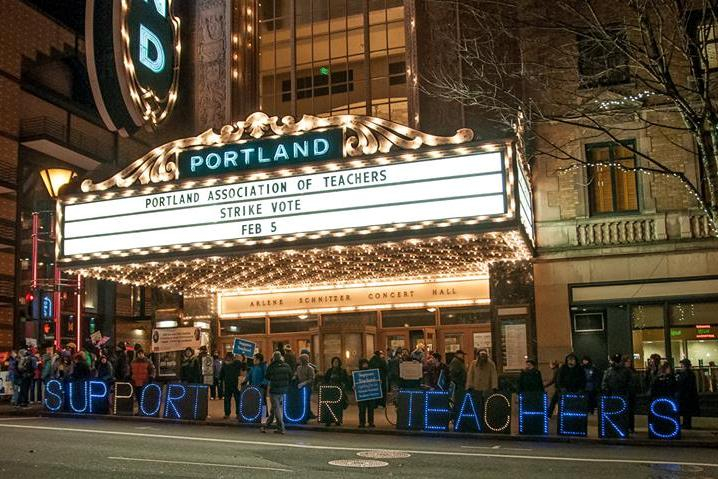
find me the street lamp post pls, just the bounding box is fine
[37,168,76,350]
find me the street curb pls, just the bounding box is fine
[21,411,717,449]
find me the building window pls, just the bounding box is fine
[259,0,407,123]
[587,141,639,215]
[577,29,630,88]
[631,304,666,368]
[698,22,718,70]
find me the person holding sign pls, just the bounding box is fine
[353,358,377,428]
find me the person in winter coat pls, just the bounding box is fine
[283,344,297,373]
[368,350,388,407]
[96,355,115,382]
[211,352,223,400]
[643,353,662,395]
[71,352,91,380]
[466,349,498,393]
[581,356,600,414]
[263,351,293,434]
[386,349,401,392]
[219,352,245,419]
[602,354,633,395]
[448,350,467,412]
[180,347,200,383]
[676,358,700,429]
[557,353,586,394]
[16,349,35,407]
[623,356,638,433]
[8,351,18,406]
[518,359,544,393]
[130,349,155,388]
[113,342,130,381]
[323,356,350,426]
[650,362,677,399]
[354,358,376,428]
[545,360,560,416]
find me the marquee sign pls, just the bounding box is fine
[86,0,180,135]
[61,149,509,258]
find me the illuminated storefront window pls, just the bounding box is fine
[259,0,407,123]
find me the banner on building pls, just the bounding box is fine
[151,327,201,353]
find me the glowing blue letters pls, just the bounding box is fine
[454,392,482,432]
[599,395,628,438]
[145,0,166,17]
[649,397,681,439]
[558,394,588,437]
[518,392,549,435]
[139,25,165,73]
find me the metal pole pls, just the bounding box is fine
[31,212,39,290]
[76,274,82,347]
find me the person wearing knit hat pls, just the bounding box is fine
[263,351,293,434]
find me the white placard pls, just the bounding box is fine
[150,327,202,353]
[62,152,507,256]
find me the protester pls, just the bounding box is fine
[198,346,214,387]
[211,352,223,400]
[581,356,599,414]
[386,348,401,393]
[410,343,426,363]
[354,358,376,428]
[545,360,560,416]
[556,353,586,411]
[219,352,244,419]
[650,362,677,399]
[518,359,544,392]
[130,348,155,388]
[96,355,115,382]
[466,349,498,394]
[295,353,316,417]
[263,351,293,434]
[676,358,700,429]
[113,342,130,381]
[623,356,638,433]
[368,350,388,407]
[8,350,18,406]
[283,344,297,372]
[16,349,34,407]
[643,353,662,395]
[323,356,350,426]
[601,353,635,430]
[71,351,91,380]
[180,347,200,383]
[448,350,467,411]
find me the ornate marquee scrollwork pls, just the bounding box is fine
[81,112,474,192]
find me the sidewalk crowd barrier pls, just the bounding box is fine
[43,381,683,440]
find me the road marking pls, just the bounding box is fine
[329,459,388,468]
[108,456,293,472]
[1,423,717,469]
[0,417,40,421]
[461,445,533,451]
[357,450,412,459]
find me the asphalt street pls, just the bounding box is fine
[0,416,716,478]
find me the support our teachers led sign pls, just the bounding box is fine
[86,0,180,136]
[45,381,683,441]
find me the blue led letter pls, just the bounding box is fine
[88,380,109,414]
[68,381,89,413]
[454,392,481,432]
[518,392,549,435]
[164,383,187,419]
[558,393,588,437]
[239,386,264,422]
[138,383,162,417]
[44,379,64,412]
[649,397,681,439]
[599,395,628,438]
[139,24,166,73]
[284,386,310,424]
[397,389,424,430]
[424,390,450,431]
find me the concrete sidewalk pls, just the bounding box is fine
[2,398,717,447]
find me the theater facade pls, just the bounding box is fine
[57,111,535,372]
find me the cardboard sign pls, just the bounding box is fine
[352,368,383,402]
[232,338,257,358]
[399,361,423,380]
[599,395,630,439]
[0,371,12,396]
[151,327,201,353]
